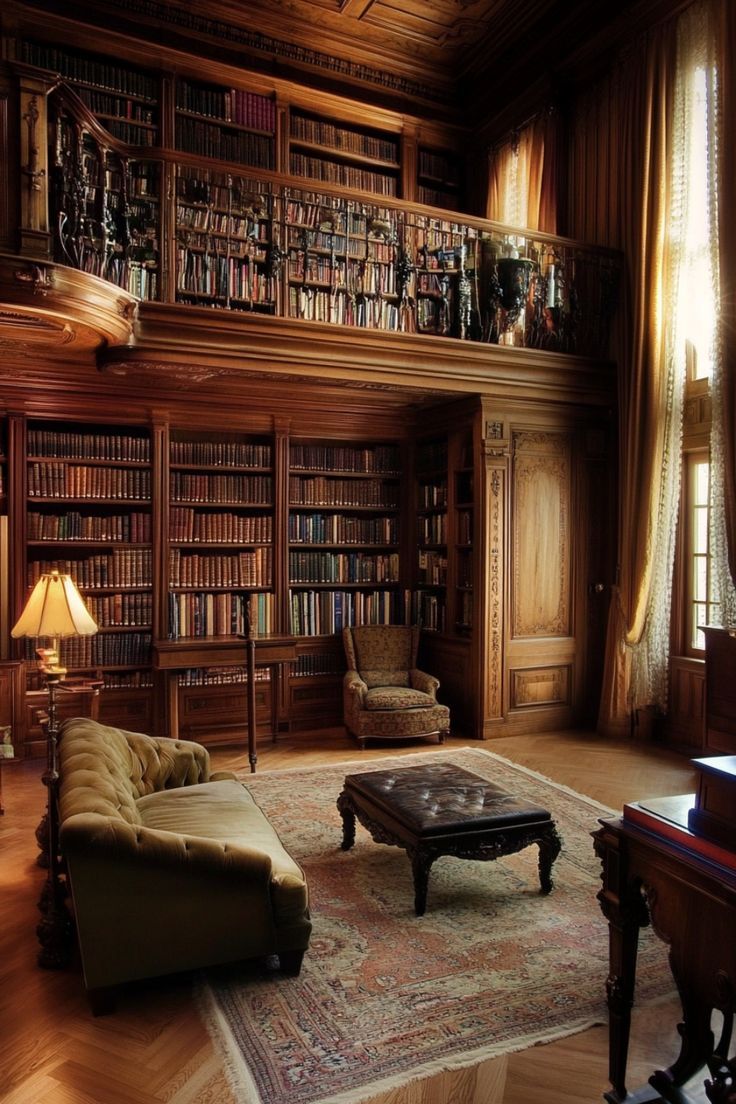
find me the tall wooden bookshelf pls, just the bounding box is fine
[165,427,275,745]
[174,77,276,169]
[21,40,161,146]
[22,420,155,738]
[175,166,279,312]
[414,436,448,634]
[283,191,408,330]
[287,439,406,636]
[417,146,463,211]
[167,428,275,639]
[288,107,400,198]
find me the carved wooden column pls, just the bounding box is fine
[400,120,419,203]
[15,65,55,258]
[478,406,509,735]
[150,414,170,736]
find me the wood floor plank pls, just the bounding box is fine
[0,728,699,1104]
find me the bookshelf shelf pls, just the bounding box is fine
[289,138,400,171]
[176,107,274,139]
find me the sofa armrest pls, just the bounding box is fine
[59,812,306,992]
[134,734,213,791]
[410,668,439,696]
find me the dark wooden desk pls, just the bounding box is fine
[593,813,736,1104]
[153,635,298,772]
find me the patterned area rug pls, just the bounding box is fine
[198,747,671,1104]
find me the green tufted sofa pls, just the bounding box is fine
[57,717,311,1008]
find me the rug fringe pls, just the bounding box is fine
[239,746,617,819]
[311,1015,608,1104]
[196,976,264,1104]
[196,999,607,1104]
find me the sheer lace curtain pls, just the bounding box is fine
[711,0,736,624]
[566,0,730,732]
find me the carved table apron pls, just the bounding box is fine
[337,761,562,916]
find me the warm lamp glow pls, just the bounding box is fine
[11,570,98,640]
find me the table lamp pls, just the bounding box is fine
[11,569,98,967]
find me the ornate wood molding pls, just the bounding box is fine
[0,253,137,355]
[103,303,616,403]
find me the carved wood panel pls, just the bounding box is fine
[666,657,705,751]
[510,664,570,709]
[512,430,571,638]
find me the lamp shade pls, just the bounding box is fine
[11,570,98,639]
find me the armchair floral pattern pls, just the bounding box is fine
[342,625,450,749]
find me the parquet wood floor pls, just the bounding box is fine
[0,728,705,1104]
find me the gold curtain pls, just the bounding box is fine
[487,109,559,235]
[566,19,681,734]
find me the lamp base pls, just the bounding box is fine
[37,878,74,969]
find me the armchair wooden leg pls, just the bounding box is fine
[438,729,448,744]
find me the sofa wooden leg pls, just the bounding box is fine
[88,986,116,1016]
[438,729,448,744]
[279,949,305,976]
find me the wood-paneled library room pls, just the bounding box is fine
[0,1,734,1102]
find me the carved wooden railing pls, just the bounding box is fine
[14,69,621,360]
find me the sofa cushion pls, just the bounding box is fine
[365,686,436,711]
[136,780,307,918]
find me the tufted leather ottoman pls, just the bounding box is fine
[337,762,562,915]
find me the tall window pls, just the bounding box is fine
[685,453,719,651]
[673,6,723,662]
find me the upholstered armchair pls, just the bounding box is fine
[342,624,450,749]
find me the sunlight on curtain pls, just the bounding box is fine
[487,112,558,234]
[492,133,526,227]
[680,65,716,382]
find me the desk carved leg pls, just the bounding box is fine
[649,990,715,1097]
[595,829,651,1104]
[537,824,562,894]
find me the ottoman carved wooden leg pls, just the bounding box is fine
[337,789,357,850]
[537,823,563,894]
[408,846,437,917]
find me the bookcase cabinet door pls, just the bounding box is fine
[177,681,272,746]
